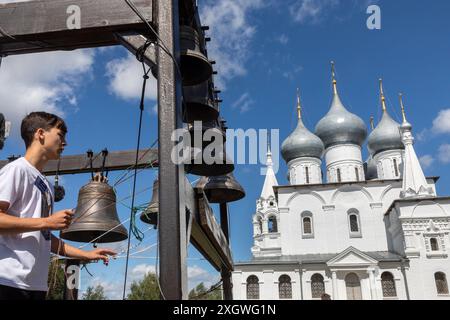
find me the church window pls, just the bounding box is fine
[268,216,278,233]
[311,274,325,298]
[393,158,399,177]
[305,166,310,184]
[303,217,312,235]
[435,272,449,295]
[337,168,342,182]
[349,214,359,233]
[355,167,360,181]
[247,275,260,299]
[279,275,292,299]
[431,238,439,251]
[381,272,397,297]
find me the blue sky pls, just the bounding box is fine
[1,0,450,299]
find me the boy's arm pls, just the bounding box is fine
[0,201,74,234]
[51,234,116,265]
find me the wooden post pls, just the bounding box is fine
[220,203,233,300]
[157,0,187,299]
[64,259,81,300]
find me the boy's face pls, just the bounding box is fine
[36,127,67,160]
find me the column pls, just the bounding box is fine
[368,268,377,300]
[332,271,338,300]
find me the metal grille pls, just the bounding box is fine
[279,275,292,299]
[247,276,260,299]
[381,272,397,297]
[349,214,359,232]
[311,274,325,298]
[303,217,312,234]
[435,273,449,295]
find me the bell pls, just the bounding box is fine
[60,180,128,243]
[140,179,158,226]
[188,120,225,149]
[183,80,219,122]
[185,146,234,177]
[196,173,245,203]
[180,25,213,86]
[53,176,65,203]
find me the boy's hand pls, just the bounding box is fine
[82,249,116,266]
[44,209,74,230]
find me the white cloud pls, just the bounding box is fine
[200,0,265,89]
[131,263,156,277]
[432,109,450,134]
[106,53,157,101]
[188,265,220,290]
[231,92,254,113]
[438,144,450,164]
[277,34,289,45]
[0,50,95,139]
[289,0,339,24]
[419,155,435,169]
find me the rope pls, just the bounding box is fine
[122,54,152,300]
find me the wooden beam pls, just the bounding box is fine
[115,32,156,69]
[195,188,234,271]
[0,0,154,56]
[0,149,158,176]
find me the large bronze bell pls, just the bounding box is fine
[140,179,158,226]
[196,173,245,203]
[188,120,225,149]
[180,25,213,86]
[60,179,128,243]
[183,80,219,122]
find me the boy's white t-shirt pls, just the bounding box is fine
[0,157,53,291]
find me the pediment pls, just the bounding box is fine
[327,247,378,267]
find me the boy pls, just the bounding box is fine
[0,112,116,300]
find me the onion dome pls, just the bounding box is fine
[367,80,404,156]
[281,89,325,163]
[364,155,378,180]
[315,62,367,148]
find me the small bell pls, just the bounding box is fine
[180,25,213,86]
[196,173,245,203]
[60,174,128,243]
[53,176,65,203]
[140,179,158,227]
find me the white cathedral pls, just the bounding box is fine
[231,67,450,300]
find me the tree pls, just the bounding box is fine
[46,259,65,300]
[189,282,222,300]
[127,272,161,300]
[82,285,108,300]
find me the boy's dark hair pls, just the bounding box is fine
[21,112,67,148]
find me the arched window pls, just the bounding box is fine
[381,272,397,297]
[268,216,278,233]
[337,168,342,183]
[431,238,439,251]
[279,275,292,299]
[393,158,399,177]
[305,166,310,184]
[345,273,362,300]
[257,217,263,234]
[247,275,260,299]
[303,217,312,235]
[435,272,449,295]
[355,167,360,181]
[311,274,325,299]
[349,214,359,233]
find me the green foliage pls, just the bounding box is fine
[189,282,223,300]
[127,272,161,300]
[82,285,108,300]
[46,259,65,300]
